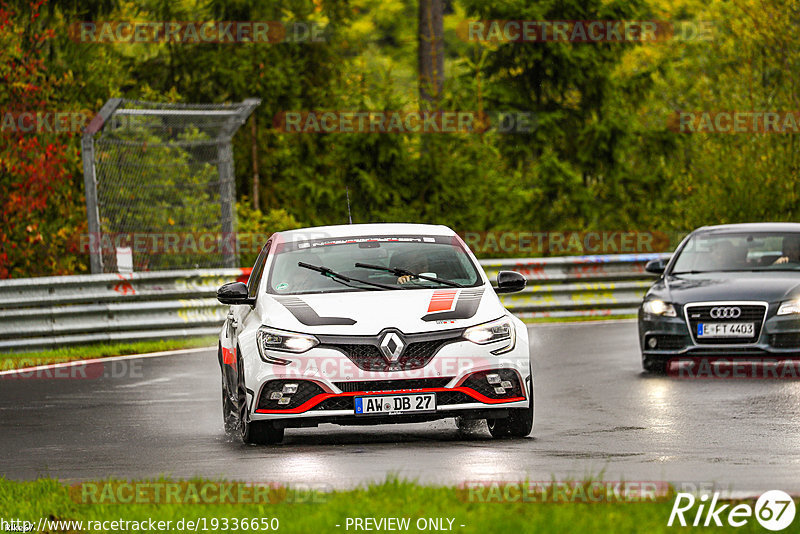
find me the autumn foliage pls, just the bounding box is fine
[0,1,82,278]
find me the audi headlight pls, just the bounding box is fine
[642,299,677,317]
[778,299,800,316]
[463,316,516,355]
[256,326,319,365]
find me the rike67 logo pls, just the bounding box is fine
[669,490,796,530]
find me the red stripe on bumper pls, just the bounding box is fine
[255,387,526,414]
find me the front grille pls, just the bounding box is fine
[334,377,453,393]
[334,344,386,371]
[257,380,325,410]
[685,304,766,345]
[645,334,690,350]
[770,333,800,349]
[328,340,449,371]
[403,340,447,360]
[318,330,462,372]
[461,369,523,399]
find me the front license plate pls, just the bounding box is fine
[697,322,755,338]
[354,393,436,415]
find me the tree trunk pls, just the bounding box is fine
[418,0,444,107]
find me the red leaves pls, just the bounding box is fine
[0,0,77,278]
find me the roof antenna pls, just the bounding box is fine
[346,186,353,224]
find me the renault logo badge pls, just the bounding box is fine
[379,332,405,362]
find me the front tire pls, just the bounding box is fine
[487,368,534,438]
[455,416,484,434]
[243,420,285,445]
[222,375,238,434]
[236,353,284,445]
[487,403,534,438]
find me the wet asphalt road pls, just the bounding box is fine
[2,321,800,493]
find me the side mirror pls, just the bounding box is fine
[645,259,667,275]
[217,282,253,305]
[494,271,526,294]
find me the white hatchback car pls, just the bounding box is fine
[217,223,533,444]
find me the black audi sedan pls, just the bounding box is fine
[639,223,800,373]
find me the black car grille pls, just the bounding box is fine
[326,340,448,371]
[770,333,800,349]
[318,330,462,372]
[644,334,691,350]
[257,380,325,410]
[334,377,453,393]
[685,304,766,345]
[333,344,386,370]
[461,369,523,400]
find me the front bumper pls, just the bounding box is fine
[249,368,530,422]
[639,304,800,360]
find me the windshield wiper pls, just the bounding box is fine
[353,262,463,288]
[297,262,401,291]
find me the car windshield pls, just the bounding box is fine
[671,232,800,274]
[266,235,483,295]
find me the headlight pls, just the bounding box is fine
[778,299,800,315]
[463,316,516,354]
[256,326,319,364]
[642,299,677,317]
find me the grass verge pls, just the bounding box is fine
[0,337,217,371]
[0,477,766,533]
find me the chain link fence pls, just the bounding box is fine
[82,98,260,274]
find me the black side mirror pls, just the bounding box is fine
[217,282,253,305]
[645,259,667,275]
[494,271,526,294]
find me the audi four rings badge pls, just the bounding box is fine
[709,307,742,319]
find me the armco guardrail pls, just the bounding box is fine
[0,269,250,352]
[483,253,670,319]
[0,254,668,352]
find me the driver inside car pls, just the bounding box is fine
[393,252,433,285]
[773,235,800,265]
